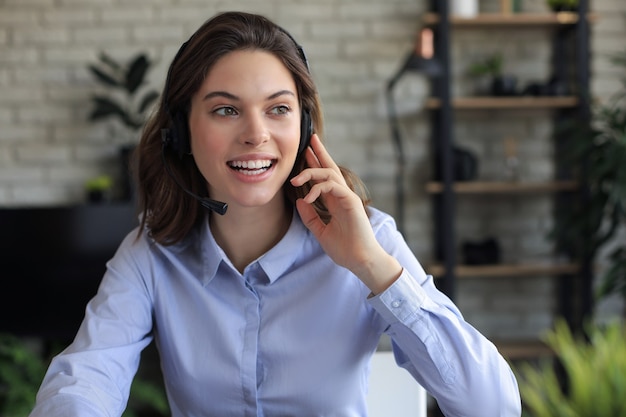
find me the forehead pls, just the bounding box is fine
[201,49,297,94]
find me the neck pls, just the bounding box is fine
[210,199,292,273]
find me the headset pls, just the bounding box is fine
[160,23,313,215]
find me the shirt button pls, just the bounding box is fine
[391,300,402,308]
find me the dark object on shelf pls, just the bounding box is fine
[492,75,518,96]
[522,75,569,97]
[521,82,544,96]
[545,75,569,96]
[435,146,478,182]
[468,53,518,96]
[462,238,501,265]
[87,189,108,203]
[547,0,578,12]
[0,204,138,340]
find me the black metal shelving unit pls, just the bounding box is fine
[423,1,593,416]
[425,0,593,337]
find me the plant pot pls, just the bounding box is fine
[87,189,111,203]
[549,5,578,12]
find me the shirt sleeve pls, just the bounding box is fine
[29,231,154,417]
[366,211,522,417]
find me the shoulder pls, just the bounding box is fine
[113,222,201,268]
[366,206,399,235]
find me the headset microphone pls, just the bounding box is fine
[161,129,228,215]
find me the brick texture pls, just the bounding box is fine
[0,0,623,337]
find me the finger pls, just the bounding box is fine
[303,180,354,205]
[309,134,341,172]
[304,141,321,169]
[295,198,326,238]
[290,167,343,188]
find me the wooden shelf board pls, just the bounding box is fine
[425,180,579,194]
[495,340,555,360]
[425,96,579,109]
[427,262,580,278]
[422,12,598,26]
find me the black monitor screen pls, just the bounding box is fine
[0,204,138,340]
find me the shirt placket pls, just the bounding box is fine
[241,262,265,417]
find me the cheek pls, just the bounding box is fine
[188,114,222,156]
[280,121,303,156]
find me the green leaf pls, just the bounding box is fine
[88,96,127,121]
[0,333,47,416]
[138,91,160,114]
[595,247,626,299]
[125,54,150,94]
[88,65,122,88]
[98,51,122,72]
[517,320,626,417]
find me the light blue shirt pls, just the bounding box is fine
[30,207,521,417]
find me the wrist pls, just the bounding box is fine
[352,250,403,295]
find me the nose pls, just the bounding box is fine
[240,112,270,146]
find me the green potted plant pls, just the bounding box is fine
[516,318,626,417]
[87,52,160,200]
[85,174,113,203]
[0,334,48,417]
[468,53,517,96]
[551,49,626,312]
[88,52,159,144]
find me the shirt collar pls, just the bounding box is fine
[200,209,309,285]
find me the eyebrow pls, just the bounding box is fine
[202,89,297,102]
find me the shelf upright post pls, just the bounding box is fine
[553,12,576,331]
[430,0,457,300]
[553,0,592,333]
[575,0,593,328]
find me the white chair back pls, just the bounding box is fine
[366,350,427,417]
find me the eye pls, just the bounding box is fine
[214,106,238,116]
[270,105,291,115]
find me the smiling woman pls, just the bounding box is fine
[187,49,302,217]
[28,11,521,417]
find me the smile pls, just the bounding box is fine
[228,159,274,176]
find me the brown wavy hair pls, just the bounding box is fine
[133,11,370,245]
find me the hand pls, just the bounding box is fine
[290,134,402,294]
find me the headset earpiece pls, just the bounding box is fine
[298,109,313,157]
[167,110,190,158]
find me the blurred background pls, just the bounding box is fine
[0,0,626,416]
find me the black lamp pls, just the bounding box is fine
[386,28,442,236]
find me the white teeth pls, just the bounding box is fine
[240,168,266,176]
[229,160,272,171]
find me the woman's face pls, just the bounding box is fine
[188,49,301,212]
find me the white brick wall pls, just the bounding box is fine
[0,0,623,337]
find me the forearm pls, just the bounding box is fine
[369,272,522,416]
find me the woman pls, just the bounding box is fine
[30,11,521,417]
